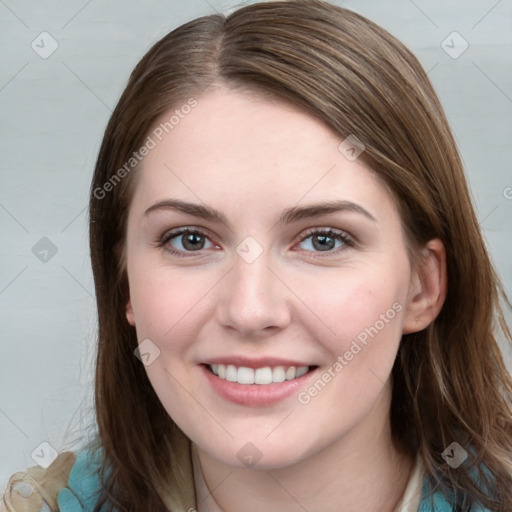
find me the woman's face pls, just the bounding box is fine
[124,88,420,469]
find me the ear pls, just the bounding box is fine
[126,297,136,326]
[402,238,447,334]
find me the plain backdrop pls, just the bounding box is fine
[1,0,511,488]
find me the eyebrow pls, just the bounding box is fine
[144,199,377,226]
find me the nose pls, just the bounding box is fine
[216,249,291,337]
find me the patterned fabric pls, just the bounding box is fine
[2,448,493,512]
[56,451,103,511]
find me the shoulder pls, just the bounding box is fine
[417,477,456,511]
[2,449,104,512]
[418,472,494,512]
[56,448,104,511]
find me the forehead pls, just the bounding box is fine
[129,88,397,222]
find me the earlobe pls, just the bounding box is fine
[126,298,136,326]
[402,238,447,334]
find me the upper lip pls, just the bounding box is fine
[202,356,315,369]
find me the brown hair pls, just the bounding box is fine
[80,0,512,510]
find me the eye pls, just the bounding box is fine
[295,228,354,256]
[158,227,355,258]
[159,228,215,257]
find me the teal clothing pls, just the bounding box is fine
[57,449,493,512]
[57,450,105,512]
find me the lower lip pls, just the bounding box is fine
[201,364,317,407]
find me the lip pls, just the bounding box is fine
[200,363,318,407]
[202,356,314,369]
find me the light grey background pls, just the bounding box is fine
[1,0,511,488]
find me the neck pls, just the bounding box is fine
[192,389,414,512]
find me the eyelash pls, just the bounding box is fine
[158,227,355,258]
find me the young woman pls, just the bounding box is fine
[3,1,511,511]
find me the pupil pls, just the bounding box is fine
[184,233,203,251]
[313,234,334,251]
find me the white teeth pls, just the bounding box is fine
[208,364,310,385]
[237,366,255,384]
[226,365,237,382]
[296,366,308,378]
[285,367,296,380]
[272,366,286,383]
[255,367,273,385]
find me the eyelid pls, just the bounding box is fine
[297,226,355,244]
[160,226,213,244]
[294,227,356,257]
[158,227,217,257]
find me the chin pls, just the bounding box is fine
[202,432,315,470]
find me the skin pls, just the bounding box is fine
[125,87,447,512]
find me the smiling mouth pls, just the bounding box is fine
[204,363,318,385]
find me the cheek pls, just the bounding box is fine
[127,264,219,359]
[301,267,406,352]
[290,272,405,440]
[291,267,407,420]
[127,267,208,419]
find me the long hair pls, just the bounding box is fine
[83,1,512,510]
